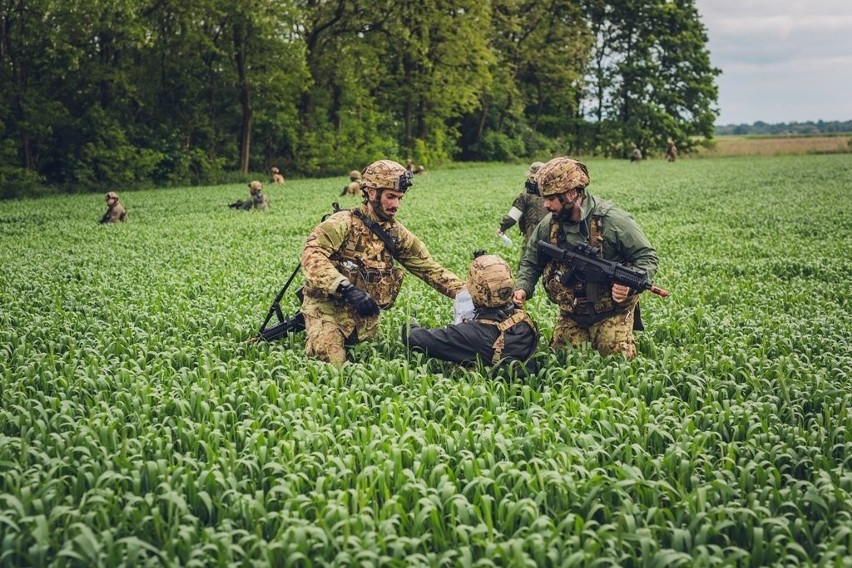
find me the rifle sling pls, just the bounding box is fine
[352,209,398,259]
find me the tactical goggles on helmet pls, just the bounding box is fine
[524,178,539,195]
[395,171,413,192]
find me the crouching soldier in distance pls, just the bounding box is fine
[100,191,127,224]
[403,253,538,370]
[229,180,269,210]
[300,159,464,366]
[271,167,285,184]
[340,170,362,197]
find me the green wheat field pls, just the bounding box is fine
[2,155,851,566]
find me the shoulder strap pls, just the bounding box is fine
[484,311,538,365]
[352,208,398,259]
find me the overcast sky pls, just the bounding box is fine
[694,0,852,125]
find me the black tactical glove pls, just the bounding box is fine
[338,281,380,317]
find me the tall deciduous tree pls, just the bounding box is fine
[581,0,719,156]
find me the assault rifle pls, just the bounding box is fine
[247,264,305,344]
[537,241,669,297]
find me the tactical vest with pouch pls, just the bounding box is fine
[330,209,405,309]
[542,200,638,323]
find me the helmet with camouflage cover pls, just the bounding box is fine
[249,180,262,194]
[349,170,362,181]
[361,160,412,193]
[466,254,514,308]
[105,191,119,201]
[536,157,590,197]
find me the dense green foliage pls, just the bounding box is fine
[2,156,851,566]
[0,0,718,196]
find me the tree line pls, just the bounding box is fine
[0,0,719,197]
[716,120,852,136]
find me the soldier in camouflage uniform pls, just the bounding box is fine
[271,167,285,184]
[514,157,658,359]
[301,159,464,365]
[403,254,537,368]
[497,161,547,249]
[666,141,678,162]
[230,180,269,210]
[340,170,362,197]
[99,191,127,224]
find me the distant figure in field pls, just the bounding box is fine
[99,191,127,224]
[229,180,269,210]
[497,161,547,252]
[629,144,643,163]
[666,141,678,162]
[271,167,285,184]
[406,158,427,175]
[340,170,362,197]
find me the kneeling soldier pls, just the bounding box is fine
[100,191,127,224]
[403,254,538,368]
[300,159,464,365]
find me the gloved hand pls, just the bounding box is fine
[338,281,380,317]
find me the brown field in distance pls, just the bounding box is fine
[695,135,852,157]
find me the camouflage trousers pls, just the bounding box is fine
[550,307,637,359]
[302,298,380,366]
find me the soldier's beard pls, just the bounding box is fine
[369,198,396,221]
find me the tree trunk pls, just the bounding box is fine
[233,23,252,174]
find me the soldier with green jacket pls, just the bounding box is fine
[497,161,546,247]
[300,159,464,366]
[514,157,658,359]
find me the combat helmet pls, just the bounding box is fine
[105,191,118,201]
[248,180,262,193]
[349,170,362,181]
[536,157,590,197]
[467,255,514,308]
[361,160,412,193]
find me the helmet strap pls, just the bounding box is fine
[368,189,393,222]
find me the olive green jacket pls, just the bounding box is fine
[516,194,658,299]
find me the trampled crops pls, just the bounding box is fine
[2,156,851,566]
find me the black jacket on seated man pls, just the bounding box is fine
[403,305,537,367]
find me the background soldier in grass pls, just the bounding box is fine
[340,170,362,197]
[497,161,546,252]
[514,157,658,359]
[271,167,285,184]
[229,180,269,210]
[99,191,127,224]
[300,159,464,365]
[403,253,537,369]
[666,140,678,162]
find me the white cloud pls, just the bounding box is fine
[695,0,852,123]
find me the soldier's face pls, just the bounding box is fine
[372,189,404,219]
[106,196,116,205]
[543,194,565,214]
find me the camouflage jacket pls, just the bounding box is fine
[340,181,361,197]
[517,194,658,315]
[301,204,464,312]
[252,192,269,210]
[100,202,127,224]
[499,192,547,243]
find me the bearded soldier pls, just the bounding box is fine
[497,161,547,249]
[514,157,658,359]
[340,170,362,197]
[403,254,537,368]
[99,192,127,224]
[300,159,464,365]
